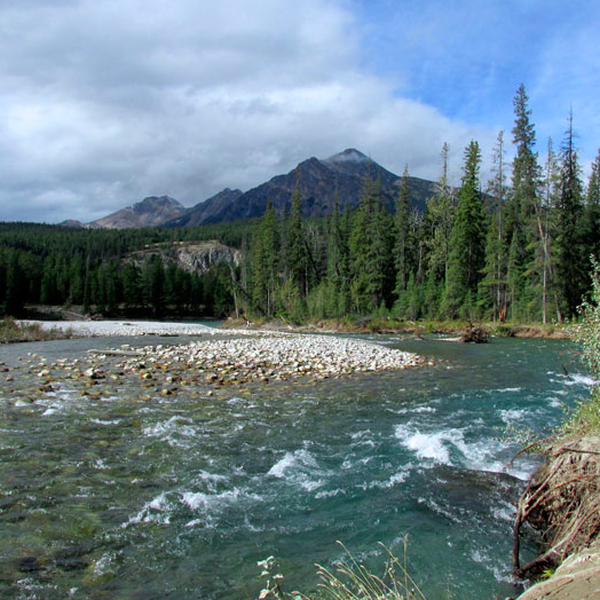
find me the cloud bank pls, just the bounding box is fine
[0,0,516,222]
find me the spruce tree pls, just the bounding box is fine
[443,141,486,318]
[555,110,586,318]
[394,165,412,298]
[506,84,540,319]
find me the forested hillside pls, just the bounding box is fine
[0,221,255,318]
[237,87,599,324]
[1,86,599,323]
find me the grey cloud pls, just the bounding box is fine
[0,0,489,223]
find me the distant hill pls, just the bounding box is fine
[163,148,436,227]
[89,196,186,229]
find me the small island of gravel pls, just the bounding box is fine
[6,321,422,397]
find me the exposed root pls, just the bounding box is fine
[513,436,600,579]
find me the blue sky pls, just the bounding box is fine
[354,0,600,146]
[1,0,599,222]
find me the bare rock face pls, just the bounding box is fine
[127,240,240,274]
[173,241,241,273]
[90,196,186,229]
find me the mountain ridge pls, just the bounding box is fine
[60,149,439,229]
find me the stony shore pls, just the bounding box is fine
[18,319,229,338]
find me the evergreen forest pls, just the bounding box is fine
[1,86,599,324]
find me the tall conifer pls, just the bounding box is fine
[443,141,486,318]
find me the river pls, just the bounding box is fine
[0,333,591,599]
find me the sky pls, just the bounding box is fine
[1,0,599,223]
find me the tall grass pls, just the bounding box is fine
[256,542,426,600]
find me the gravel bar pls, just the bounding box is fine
[118,334,423,384]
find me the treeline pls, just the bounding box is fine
[240,86,600,323]
[0,222,255,318]
[2,85,599,324]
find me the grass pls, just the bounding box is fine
[0,316,74,343]
[256,542,426,600]
[562,386,600,435]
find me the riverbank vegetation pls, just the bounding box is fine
[256,544,425,600]
[0,316,73,344]
[512,260,600,596]
[1,85,598,328]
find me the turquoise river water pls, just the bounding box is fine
[0,333,593,599]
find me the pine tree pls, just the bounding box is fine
[426,143,455,285]
[394,165,412,297]
[286,185,307,296]
[585,148,600,264]
[3,251,24,316]
[505,84,541,319]
[443,141,486,318]
[555,110,586,318]
[349,175,393,312]
[480,131,508,320]
[250,201,279,317]
[534,138,561,323]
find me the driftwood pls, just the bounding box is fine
[513,441,600,578]
[460,325,489,343]
[87,349,144,357]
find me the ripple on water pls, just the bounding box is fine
[141,416,197,447]
[267,449,328,492]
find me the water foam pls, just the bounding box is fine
[499,408,526,424]
[125,492,172,527]
[395,425,465,464]
[267,449,326,491]
[142,416,197,447]
[564,373,597,386]
[395,424,518,475]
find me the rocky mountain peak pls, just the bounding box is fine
[134,196,183,211]
[324,148,370,165]
[90,195,186,229]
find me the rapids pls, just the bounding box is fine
[0,333,590,599]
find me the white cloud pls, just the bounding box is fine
[0,0,494,223]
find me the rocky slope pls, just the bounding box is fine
[89,196,186,229]
[67,149,440,229]
[164,188,243,228]
[125,240,241,274]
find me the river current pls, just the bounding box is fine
[0,333,592,599]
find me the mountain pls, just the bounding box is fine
[89,196,186,229]
[163,148,436,227]
[164,188,244,228]
[70,149,439,229]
